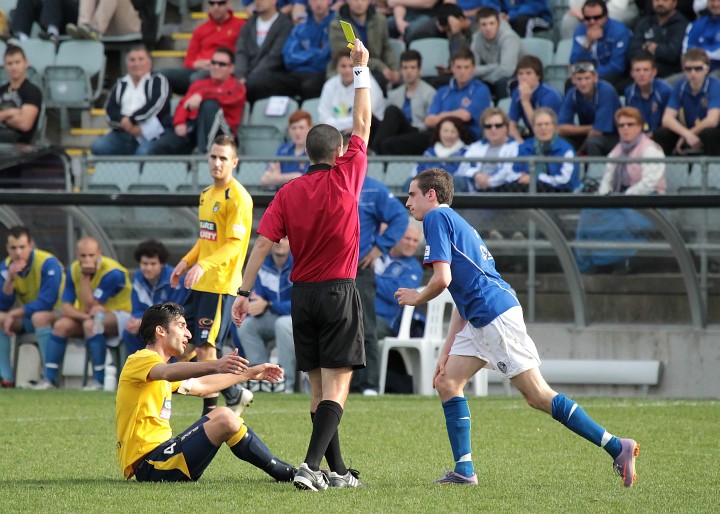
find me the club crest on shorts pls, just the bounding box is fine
[497,361,508,374]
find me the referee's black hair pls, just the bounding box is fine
[305,123,343,164]
[140,302,185,345]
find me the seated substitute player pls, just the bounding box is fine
[395,168,640,487]
[123,239,189,359]
[35,236,131,390]
[0,226,64,388]
[116,302,296,483]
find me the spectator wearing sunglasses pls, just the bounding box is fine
[569,0,631,90]
[159,0,245,96]
[682,0,720,75]
[654,48,720,155]
[148,48,246,155]
[562,0,639,39]
[557,61,621,156]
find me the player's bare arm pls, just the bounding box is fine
[190,363,284,396]
[395,262,451,306]
[148,349,249,382]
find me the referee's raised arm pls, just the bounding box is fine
[350,39,372,146]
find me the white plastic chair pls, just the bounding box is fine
[378,288,455,396]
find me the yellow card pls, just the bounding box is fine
[340,21,356,50]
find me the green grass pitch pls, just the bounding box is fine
[1,391,718,512]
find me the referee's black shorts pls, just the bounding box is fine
[291,278,365,371]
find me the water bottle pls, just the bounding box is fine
[93,312,105,335]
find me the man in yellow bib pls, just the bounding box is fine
[34,236,131,390]
[171,134,253,415]
[116,302,295,483]
[0,226,64,388]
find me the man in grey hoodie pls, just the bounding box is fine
[450,6,521,99]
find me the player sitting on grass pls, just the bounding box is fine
[395,168,640,487]
[115,302,296,483]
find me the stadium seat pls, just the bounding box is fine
[520,37,554,66]
[378,288,458,395]
[237,161,266,193]
[300,97,321,125]
[388,38,405,60]
[43,40,106,129]
[408,38,450,78]
[249,97,300,136]
[496,96,511,113]
[544,38,573,91]
[136,161,192,192]
[86,161,141,192]
[553,38,573,65]
[18,38,56,76]
[366,161,385,181]
[384,162,413,194]
[237,125,285,157]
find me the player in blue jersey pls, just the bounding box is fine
[394,168,640,488]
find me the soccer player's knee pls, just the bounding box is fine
[212,407,241,434]
[30,311,53,328]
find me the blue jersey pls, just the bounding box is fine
[359,177,408,258]
[253,254,293,316]
[375,253,423,332]
[0,249,63,316]
[508,82,563,128]
[275,142,309,175]
[130,265,189,319]
[282,11,334,74]
[423,206,519,327]
[683,15,720,71]
[62,267,127,306]
[667,76,720,129]
[428,78,492,140]
[558,80,620,133]
[624,79,672,133]
[570,18,631,77]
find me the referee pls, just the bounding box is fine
[233,39,372,491]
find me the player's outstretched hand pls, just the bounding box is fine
[244,363,284,383]
[350,39,369,67]
[216,348,249,374]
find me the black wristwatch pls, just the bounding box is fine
[236,288,251,297]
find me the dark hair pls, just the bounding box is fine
[630,52,656,68]
[413,168,454,206]
[4,45,26,61]
[476,6,500,20]
[305,123,343,164]
[212,134,238,156]
[682,47,710,66]
[582,0,608,17]
[139,302,184,345]
[213,46,235,65]
[7,226,31,241]
[450,47,475,66]
[134,239,170,264]
[515,54,544,81]
[400,49,422,67]
[127,44,150,59]
[429,116,473,146]
[288,109,312,126]
[332,47,352,68]
[436,3,465,26]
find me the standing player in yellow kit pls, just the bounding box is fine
[171,134,253,415]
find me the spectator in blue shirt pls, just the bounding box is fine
[515,107,580,192]
[682,0,720,73]
[0,226,63,388]
[236,237,296,392]
[570,0,631,90]
[260,110,311,191]
[654,48,720,155]
[353,177,408,395]
[508,55,563,143]
[257,0,335,102]
[624,54,672,135]
[502,0,553,38]
[123,240,189,359]
[375,223,424,339]
[558,61,621,156]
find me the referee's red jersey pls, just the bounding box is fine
[258,135,367,283]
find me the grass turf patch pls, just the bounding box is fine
[0,391,718,512]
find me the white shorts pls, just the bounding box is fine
[449,306,541,378]
[106,310,132,348]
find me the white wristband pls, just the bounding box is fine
[353,66,371,89]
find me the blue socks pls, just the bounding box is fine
[86,334,106,384]
[35,326,52,364]
[44,333,67,384]
[551,393,622,459]
[442,396,474,478]
[0,332,13,382]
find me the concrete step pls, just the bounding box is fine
[170,32,192,51]
[152,49,186,69]
[60,128,105,148]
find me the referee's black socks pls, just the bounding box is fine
[306,400,347,474]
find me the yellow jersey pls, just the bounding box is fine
[68,256,131,312]
[185,179,253,295]
[116,349,181,479]
[3,248,65,311]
